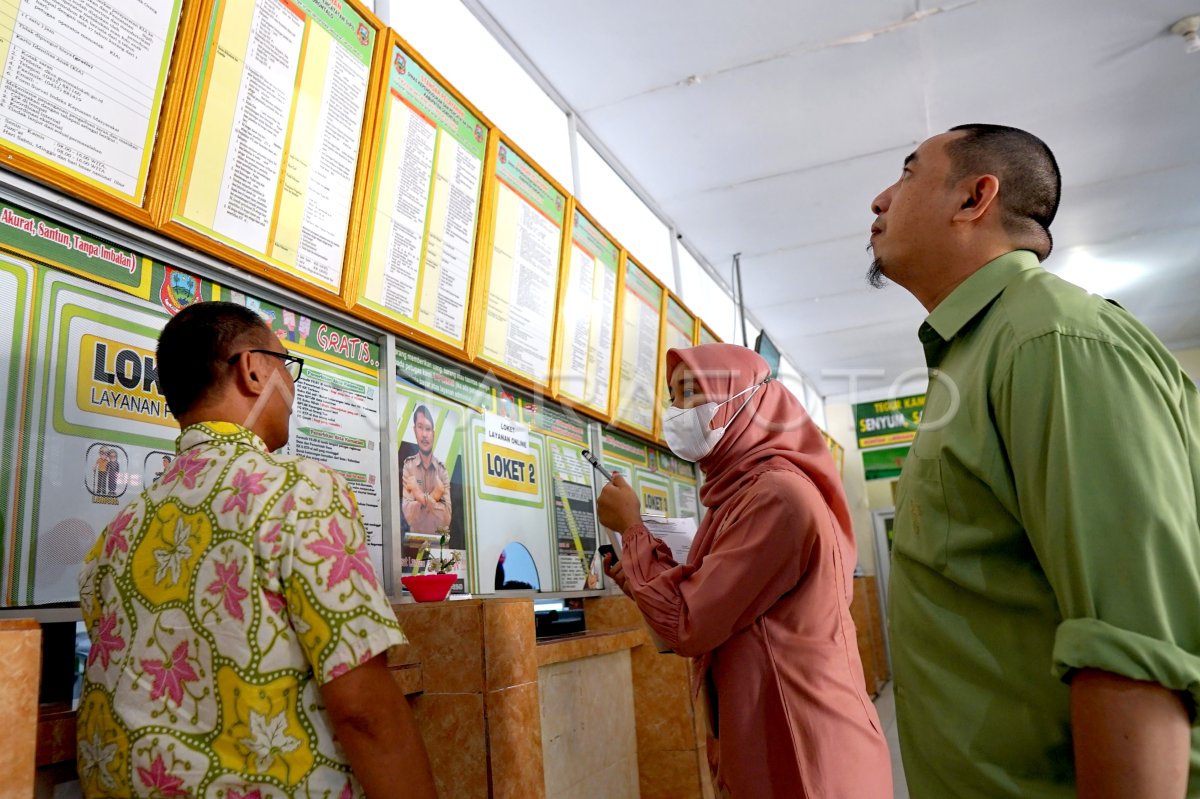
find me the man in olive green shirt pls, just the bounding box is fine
[869,124,1200,797]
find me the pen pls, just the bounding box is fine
[580,449,614,483]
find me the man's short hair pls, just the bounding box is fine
[946,124,1062,260]
[157,301,272,416]
[412,405,433,427]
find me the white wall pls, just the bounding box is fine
[1174,347,1200,383]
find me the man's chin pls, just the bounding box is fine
[867,256,888,289]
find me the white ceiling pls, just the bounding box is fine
[470,0,1200,400]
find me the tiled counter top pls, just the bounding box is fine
[536,626,645,668]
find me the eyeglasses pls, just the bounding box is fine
[227,349,305,382]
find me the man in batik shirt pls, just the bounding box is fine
[77,302,436,799]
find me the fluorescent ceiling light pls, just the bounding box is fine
[1052,251,1145,296]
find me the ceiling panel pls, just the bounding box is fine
[667,147,912,263]
[757,285,924,340]
[1048,224,1200,315]
[1053,164,1200,252]
[774,314,928,398]
[477,0,918,111]
[581,28,929,201]
[734,236,902,307]
[471,0,1200,400]
[922,0,1200,185]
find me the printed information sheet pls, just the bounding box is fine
[664,296,695,354]
[283,358,384,578]
[657,450,700,522]
[0,0,182,202]
[175,0,375,291]
[556,210,618,413]
[358,44,487,346]
[641,515,698,564]
[673,480,700,521]
[479,142,564,385]
[470,417,552,593]
[548,438,598,591]
[615,261,662,433]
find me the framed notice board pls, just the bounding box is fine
[159,0,386,300]
[467,135,568,391]
[0,0,188,222]
[656,292,697,439]
[550,200,620,420]
[0,196,389,606]
[656,449,701,521]
[345,33,492,359]
[611,255,665,437]
[662,293,698,352]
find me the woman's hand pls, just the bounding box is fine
[603,553,632,598]
[597,472,642,533]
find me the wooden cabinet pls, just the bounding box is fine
[850,576,889,697]
[863,577,890,686]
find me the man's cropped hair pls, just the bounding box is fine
[157,301,271,416]
[947,123,1061,260]
[413,404,433,426]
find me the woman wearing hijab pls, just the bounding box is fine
[598,343,891,798]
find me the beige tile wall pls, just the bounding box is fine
[539,650,639,799]
[586,595,714,798]
[0,619,41,799]
[393,598,547,799]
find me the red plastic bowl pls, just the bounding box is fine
[401,573,457,602]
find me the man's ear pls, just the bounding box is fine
[229,351,266,398]
[953,174,1000,223]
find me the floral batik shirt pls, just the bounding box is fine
[77,421,405,798]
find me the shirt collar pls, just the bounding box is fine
[923,250,1041,342]
[176,421,269,455]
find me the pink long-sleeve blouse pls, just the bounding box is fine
[621,344,892,798]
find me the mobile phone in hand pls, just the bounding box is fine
[598,544,619,564]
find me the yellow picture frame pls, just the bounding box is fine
[654,290,699,442]
[340,29,496,365]
[548,197,623,424]
[151,0,388,309]
[464,132,570,394]
[0,0,196,228]
[609,254,666,439]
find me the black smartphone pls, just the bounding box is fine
[598,544,619,564]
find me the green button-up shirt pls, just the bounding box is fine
[890,250,1200,797]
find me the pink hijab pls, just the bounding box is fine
[665,344,853,540]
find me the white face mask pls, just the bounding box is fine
[662,381,764,462]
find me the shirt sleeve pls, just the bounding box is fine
[401,458,421,525]
[284,465,405,684]
[995,329,1200,714]
[620,470,815,657]
[432,459,452,529]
